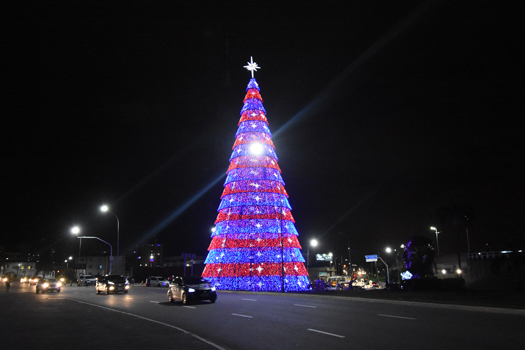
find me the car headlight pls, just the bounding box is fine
[43,283,49,288]
[188,288,195,293]
[125,285,130,289]
[109,286,115,290]
[56,283,62,287]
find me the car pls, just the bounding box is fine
[148,276,170,287]
[167,276,217,305]
[36,278,61,293]
[78,274,97,286]
[20,276,28,283]
[29,276,42,285]
[96,274,130,294]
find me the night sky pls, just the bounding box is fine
[2,1,523,265]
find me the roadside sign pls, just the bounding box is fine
[365,254,378,262]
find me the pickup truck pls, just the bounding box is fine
[77,274,97,286]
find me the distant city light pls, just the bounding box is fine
[456,269,462,274]
[441,269,447,274]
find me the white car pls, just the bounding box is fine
[148,276,169,287]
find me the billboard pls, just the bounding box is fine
[316,253,333,261]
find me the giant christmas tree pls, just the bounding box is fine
[202,58,310,292]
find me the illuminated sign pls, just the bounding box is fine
[365,255,377,262]
[316,253,333,261]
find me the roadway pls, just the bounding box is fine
[1,282,523,349]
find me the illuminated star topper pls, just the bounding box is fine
[244,56,261,78]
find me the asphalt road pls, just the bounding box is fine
[1,282,524,349]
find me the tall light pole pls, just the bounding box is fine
[101,205,120,274]
[430,226,440,256]
[307,239,318,278]
[76,236,113,274]
[71,226,82,277]
[338,232,352,277]
[386,247,399,283]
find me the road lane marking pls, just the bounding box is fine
[242,298,257,301]
[294,304,317,308]
[308,329,345,338]
[232,313,253,318]
[183,306,196,309]
[378,314,416,320]
[67,298,226,350]
[150,301,160,303]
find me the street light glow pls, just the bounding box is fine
[71,226,80,234]
[310,239,318,247]
[249,143,264,155]
[386,247,392,253]
[100,205,109,212]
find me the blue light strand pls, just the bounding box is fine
[204,248,305,264]
[224,168,284,185]
[213,219,299,236]
[218,192,291,210]
[235,120,272,138]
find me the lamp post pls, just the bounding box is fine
[377,255,390,285]
[338,232,352,277]
[386,247,400,284]
[71,226,82,277]
[76,236,113,274]
[430,226,440,256]
[100,205,120,274]
[307,239,318,278]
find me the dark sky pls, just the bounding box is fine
[2,1,523,265]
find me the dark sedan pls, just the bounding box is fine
[96,274,130,294]
[167,276,217,304]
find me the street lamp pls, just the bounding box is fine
[430,226,440,256]
[75,236,113,274]
[100,205,120,274]
[338,232,352,278]
[307,239,318,277]
[71,226,82,276]
[386,247,400,284]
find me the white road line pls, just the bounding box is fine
[67,298,226,350]
[307,329,345,338]
[150,301,160,304]
[242,298,257,301]
[232,313,253,318]
[183,306,196,309]
[294,304,317,308]
[378,314,416,320]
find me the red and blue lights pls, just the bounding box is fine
[203,77,309,292]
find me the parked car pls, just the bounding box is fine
[36,278,61,293]
[148,276,170,287]
[96,274,129,294]
[167,276,217,304]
